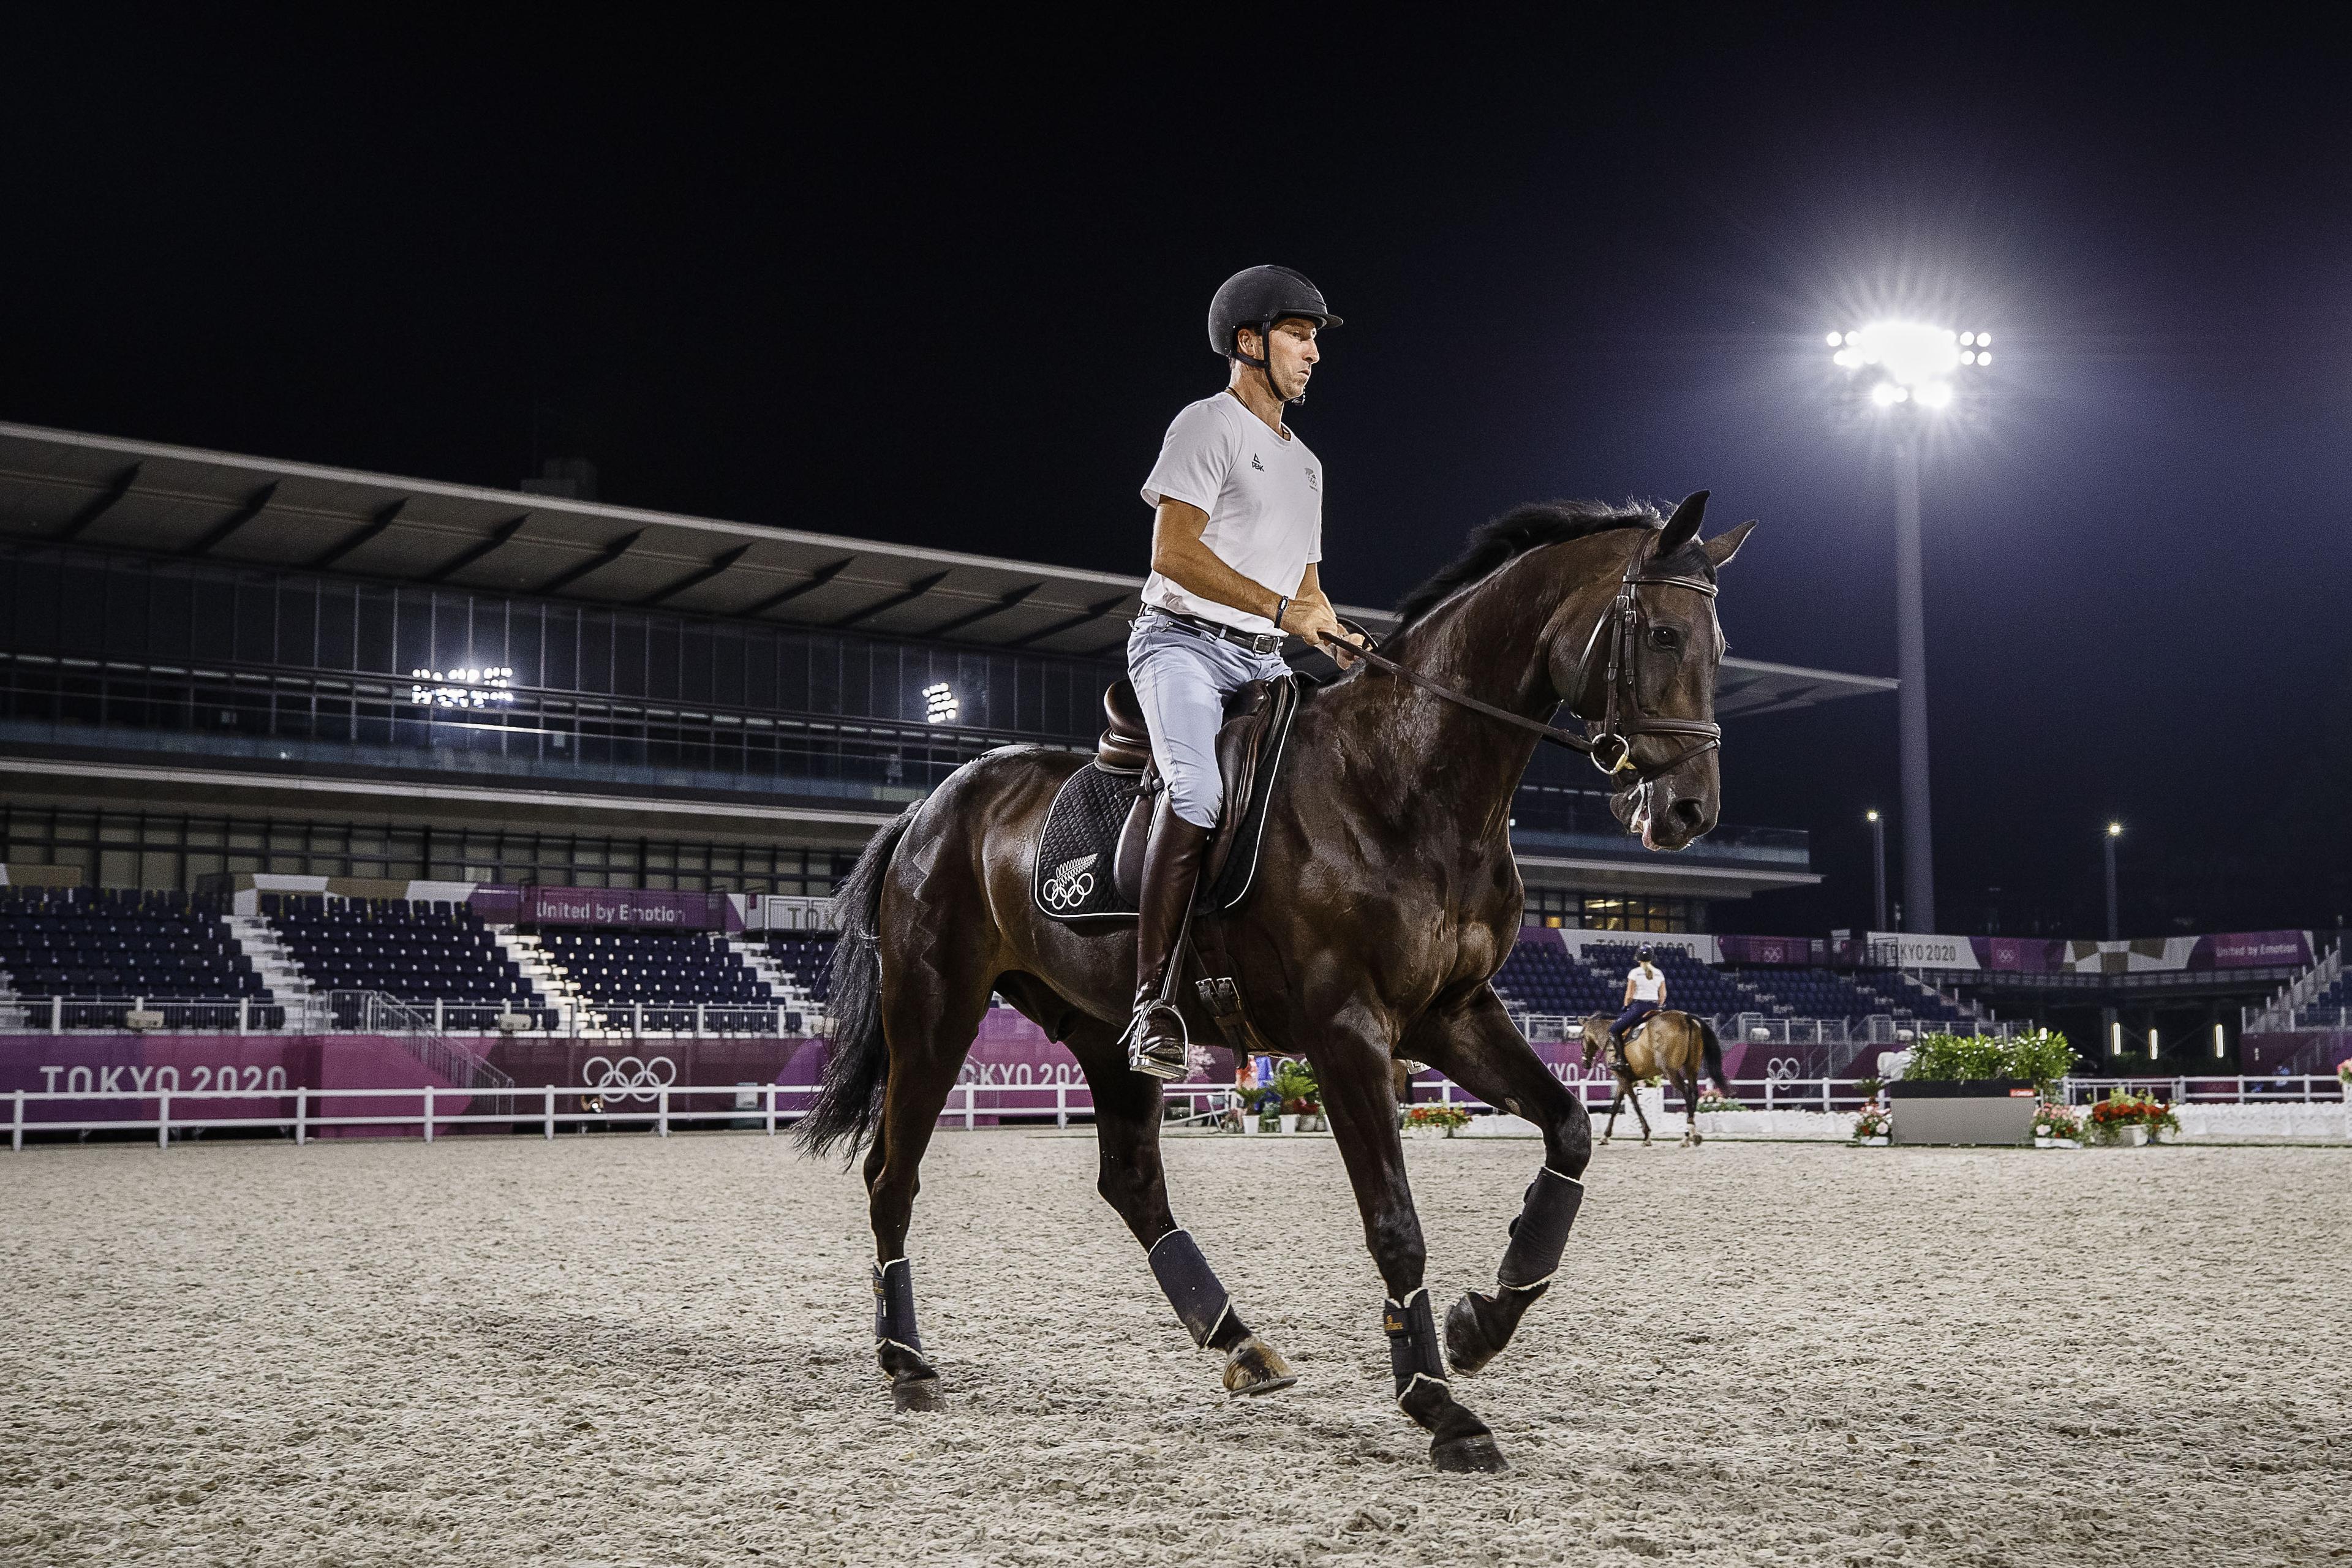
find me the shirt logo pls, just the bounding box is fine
[1305,465,1319,491]
[1250,453,1264,471]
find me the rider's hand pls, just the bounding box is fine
[1283,600,1363,668]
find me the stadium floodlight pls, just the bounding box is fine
[922,682,958,724]
[2149,1026,2160,1062]
[1827,320,1992,419]
[2212,1022,2226,1060]
[1825,314,2000,935]
[2106,821,2123,837]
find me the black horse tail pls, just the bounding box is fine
[796,801,921,1159]
[1698,1016,1731,1096]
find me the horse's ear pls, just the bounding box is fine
[1657,491,1709,554]
[1703,519,1758,570]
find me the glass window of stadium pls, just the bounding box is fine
[1524,888,1698,932]
[1,803,862,899]
[0,544,1124,803]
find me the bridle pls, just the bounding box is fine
[1342,534,1722,786]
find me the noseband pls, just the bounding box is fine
[1344,535,1722,786]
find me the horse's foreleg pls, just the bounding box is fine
[1314,1009,1507,1474]
[1074,1040,1296,1398]
[1402,987,1593,1381]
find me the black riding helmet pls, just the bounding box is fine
[1208,265,1340,406]
[1637,944,1656,963]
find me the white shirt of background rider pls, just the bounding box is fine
[1626,963,1665,1003]
[1139,392,1322,636]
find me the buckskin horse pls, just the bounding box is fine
[1578,1008,1732,1147]
[798,492,1754,1472]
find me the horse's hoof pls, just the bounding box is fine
[1599,1134,1611,1145]
[891,1376,943,1412]
[1444,1292,1503,1376]
[1431,1431,1511,1473]
[1222,1335,1298,1397]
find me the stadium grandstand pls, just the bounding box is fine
[0,420,1892,932]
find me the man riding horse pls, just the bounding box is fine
[1124,265,1363,1078]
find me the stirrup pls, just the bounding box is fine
[1125,1002,1191,1081]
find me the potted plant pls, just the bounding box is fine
[2337,1059,2352,1098]
[2030,1101,2083,1149]
[1403,1103,1471,1139]
[1852,1104,1891,1146]
[2086,1088,2177,1146]
[1886,1029,2075,1146]
[1273,1060,1323,1133]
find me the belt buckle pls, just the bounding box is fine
[1251,631,1281,654]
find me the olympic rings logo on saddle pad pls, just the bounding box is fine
[1041,853,1098,911]
[581,1055,679,1102]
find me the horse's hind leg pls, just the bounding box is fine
[1071,1035,1297,1398]
[864,944,996,1412]
[1402,987,1594,1380]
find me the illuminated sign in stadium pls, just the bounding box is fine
[409,666,516,709]
[922,682,957,723]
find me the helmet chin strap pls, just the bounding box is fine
[1237,320,1302,407]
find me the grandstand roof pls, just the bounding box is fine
[0,421,1895,717]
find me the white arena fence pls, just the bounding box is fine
[9,1072,2343,1149]
[0,993,812,1039]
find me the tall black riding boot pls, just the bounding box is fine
[1128,812,1214,1080]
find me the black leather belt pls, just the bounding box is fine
[1143,609,1287,657]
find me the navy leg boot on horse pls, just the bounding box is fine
[1385,1287,1507,1472]
[873,1257,942,1411]
[1148,1229,1297,1396]
[1126,814,1213,1080]
[1446,1166,1586,1374]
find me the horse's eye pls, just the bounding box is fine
[1648,626,1681,652]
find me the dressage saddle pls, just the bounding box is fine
[1096,675,1297,909]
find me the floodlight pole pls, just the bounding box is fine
[1867,812,1888,932]
[1891,438,1936,933]
[2104,830,2120,940]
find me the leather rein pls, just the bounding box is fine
[1339,540,1722,786]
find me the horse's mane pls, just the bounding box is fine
[1391,500,1662,631]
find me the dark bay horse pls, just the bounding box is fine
[799,493,1755,1472]
[1578,1009,1732,1147]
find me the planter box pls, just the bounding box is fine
[1888,1079,2037,1146]
[1278,1114,1299,1135]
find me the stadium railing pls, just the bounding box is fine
[9,1071,2346,1149]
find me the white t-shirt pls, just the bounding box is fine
[1140,391,1323,635]
[1627,965,1665,1002]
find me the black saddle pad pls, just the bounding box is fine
[1031,764,1141,922]
[1031,711,1295,926]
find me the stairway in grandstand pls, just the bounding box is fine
[761,930,839,1009]
[2245,939,2347,1031]
[259,893,556,1031]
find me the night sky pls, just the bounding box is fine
[4,12,2346,940]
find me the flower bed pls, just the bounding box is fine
[1403,1103,1471,1137]
[2031,1101,2083,1147]
[1852,1104,1891,1145]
